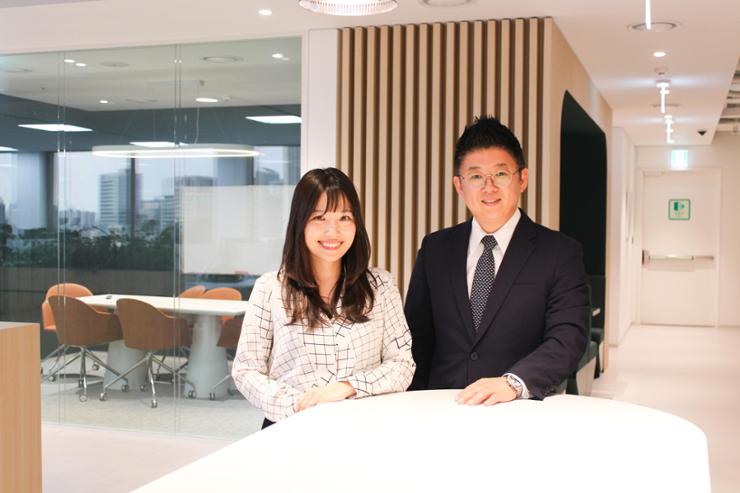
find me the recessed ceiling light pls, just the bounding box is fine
[299,0,397,15]
[246,115,302,124]
[0,146,18,152]
[75,62,86,67]
[19,123,92,132]
[99,100,109,104]
[272,53,284,59]
[202,56,244,64]
[63,59,76,64]
[130,141,177,148]
[195,97,219,103]
[258,8,272,15]
[653,51,666,58]
[628,21,679,32]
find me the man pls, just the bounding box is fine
[405,116,589,404]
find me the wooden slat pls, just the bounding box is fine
[390,24,404,279]
[429,22,444,233]
[417,24,431,245]
[443,22,457,227]
[376,25,391,270]
[403,24,418,293]
[456,21,471,224]
[338,28,353,174]
[485,20,498,117]
[498,20,511,125]
[364,26,379,258]
[352,27,366,191]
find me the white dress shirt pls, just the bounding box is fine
[232,268,415,422]
[465,209,530,399]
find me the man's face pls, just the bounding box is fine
[453,146,528,233]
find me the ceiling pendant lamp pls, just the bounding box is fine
[298,0,397,16]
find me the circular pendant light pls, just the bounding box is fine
[298,0,398,16]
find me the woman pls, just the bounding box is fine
[232,168,414,427]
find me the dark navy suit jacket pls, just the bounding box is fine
[404,211,589,399]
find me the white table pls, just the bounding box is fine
[135,390,711,493]
[79,294,249,399]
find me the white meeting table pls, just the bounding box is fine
[79,294,249,399]
[135,390,711,493]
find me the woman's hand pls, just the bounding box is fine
[295,381,356,413]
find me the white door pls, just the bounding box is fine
[639,169,720,326]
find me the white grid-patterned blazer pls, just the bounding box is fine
[232,268,415,422]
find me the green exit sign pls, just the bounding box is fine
[669,199,690,220]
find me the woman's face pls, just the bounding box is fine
[304,192,356,270]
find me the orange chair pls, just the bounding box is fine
[42,283,94,380]
[47,296,127,401]
[101,298,194,408]
[201,288,243,400]
[179,285,206,298]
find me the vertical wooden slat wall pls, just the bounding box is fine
[338,18,545,296]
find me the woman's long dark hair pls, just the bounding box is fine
[280,168,374,329]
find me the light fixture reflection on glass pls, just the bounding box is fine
[272,53,284,59]
[246,115,301,124]
[653,51,666,58]
[258,8,272,15]
[99,99,109,104]
[92,143,259,159]
[671,149,688,169]
[656,80,670,114]
[0,146,18,152]
[75,62,86,67]
[298,0,398,16]
[130,141,177,148]
[19,123,92,132]
[645,0,652,30]
[195,97,219,103]
[63,59,75,64]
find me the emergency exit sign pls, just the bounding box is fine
[669,199,690,220]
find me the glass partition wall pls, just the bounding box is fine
[0,37,301,438]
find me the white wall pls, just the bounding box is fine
[636,133,740,327]
[609,128,639,344]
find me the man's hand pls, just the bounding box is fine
[295,381,356,413]
[455,377,516,406]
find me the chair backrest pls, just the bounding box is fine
[115,298,192,351]
[179,285,206,298]
[201,287,242,325]
[201,287,242,301]
[217,314,244,348]
[48,295,122,347]
[42,283,94,331]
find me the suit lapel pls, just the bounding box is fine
[449,220,476,340]
[473,212,537,346]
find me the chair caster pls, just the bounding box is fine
[99,393,108,402]
[92,363,100,371]
[187,390,196,399]
[151,399,158,409]
[139,384,146,392]
[209,392,215,401]
[78,379,84,388]
[79,394,87,402]
[121,384,129,392]
[49,375,56,382]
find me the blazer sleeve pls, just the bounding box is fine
[344,271,416,397]
[507,238,590,399]
[231,275,302,422]
[404,238,436,390]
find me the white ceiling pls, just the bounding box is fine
[0,0,738,146]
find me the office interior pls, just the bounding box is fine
[0,0,738,491]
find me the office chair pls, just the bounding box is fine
[100,298,194,408]
[47,295,127,402]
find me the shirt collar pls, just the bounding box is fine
[468,208,522,256]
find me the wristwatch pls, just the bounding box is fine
[504,374,523,399]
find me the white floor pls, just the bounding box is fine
[592,324,740,493]
[42,324,740,492]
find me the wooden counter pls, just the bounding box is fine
[0,321,41,493]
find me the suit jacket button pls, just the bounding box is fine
[470,352,479,361]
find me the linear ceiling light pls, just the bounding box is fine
[19,123,92,132]
[644,0,652,30]
[246,115,301,124]
[0,146,18,152]
[298,0,397,16]
[92,144,259,159]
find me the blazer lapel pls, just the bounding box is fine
[449,220,476,340]
[473,212,537,346]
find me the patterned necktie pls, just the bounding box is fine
[470,235,497,331]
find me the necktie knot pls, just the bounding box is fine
[481,235,497,252]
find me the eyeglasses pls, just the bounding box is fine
[457,169,521,189]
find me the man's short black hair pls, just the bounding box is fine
[453,116,526,175]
